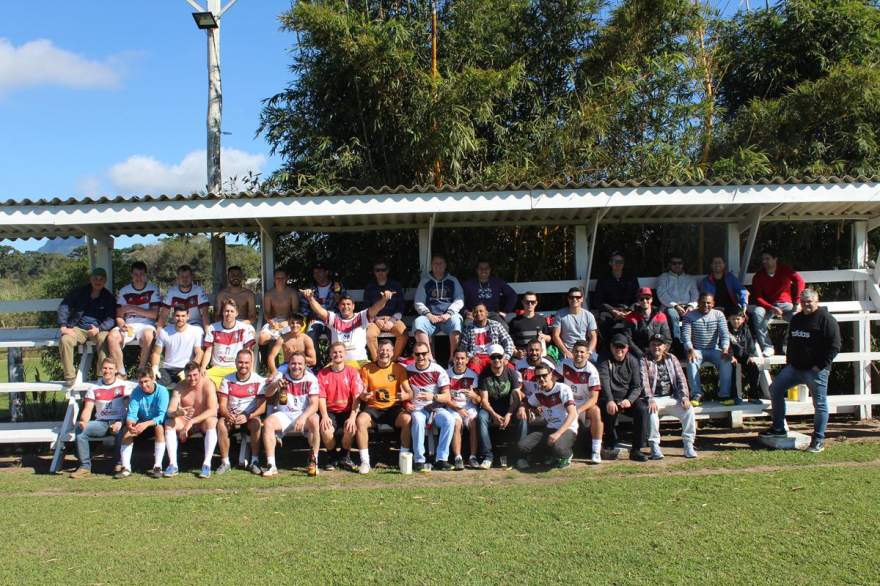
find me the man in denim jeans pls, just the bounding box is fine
[761,289,841,452]
[682,293,733,406]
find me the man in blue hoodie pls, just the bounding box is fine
[414,254,465,361]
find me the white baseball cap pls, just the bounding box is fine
[488,344,505,358]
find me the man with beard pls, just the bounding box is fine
[163,362,219,478]
[216,349,266,475]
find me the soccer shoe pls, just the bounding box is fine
[414,462,430,473]
[249,462,263,475]
[358,461,371,475]
[589,452,602,465]
[147,466,164,479]
[555,456,572,469]
[198,465,211,479]
[629,450,648,462]
[807,439,825,453]
[649,445,664,460]
[467,455,480,468]
[261,465,278,477]
[339,454,355,471]
[215,462,231,475]
[434,460,453,471]
[68,467,91,479]
[478,458,493,470]
[683,443,698,458]
[113,468,131,479]
[759,427,787,438]
[515,458,530,471]
[307,457,319,477]
[162,465,178,478]
[453,455,464,471]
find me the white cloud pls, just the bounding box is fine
[107,148,267,194]
[0,38,122,94]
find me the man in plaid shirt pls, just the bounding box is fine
[461,303,514,373]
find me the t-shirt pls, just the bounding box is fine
[447,367,479,410]
[204,320,256,368]
[85,379,135,421]
[155,324,204,369]
[162,284,210,325]
[515,357,557,399]
[219,371,265,415]
[556,358,601,408]
[406,362,450,410]
[467,324,493,355]
[317,365,363,414]
[116,282,161,325]
[478,367,522,412]
[274,369,320,415]
[326,309,369,362]
[552,308,597,349]
[361,362,408,410]
[527,382,578,432]
[653,362,673,397]
[509,314,547,348]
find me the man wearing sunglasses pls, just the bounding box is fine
[621,287,672,359]
[598,333,649,462]
[407,342,455,472]
[516,363,579,469]
[509,292,551,359]
[477,344,524,470]
[363,261,407,361]
[657,255,699,346]
[551,287,598,361]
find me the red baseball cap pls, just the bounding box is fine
[638,287,653,298]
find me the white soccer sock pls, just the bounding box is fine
[399,447,411,454]
[165,432,178,467]
[154,442,166,469]
[359,448,370,466]
[592,439,602,453]
[267,456,276,467]
[203,429,217,467]
[121,443,133,470]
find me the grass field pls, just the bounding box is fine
[0,434,879,585]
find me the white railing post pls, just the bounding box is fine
[853,220,868,300]
[6,348,23,422]
[855,313,872,420]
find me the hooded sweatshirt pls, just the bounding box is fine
[414,272,464,316]
[786,307,841,371]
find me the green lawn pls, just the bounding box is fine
[0,440,878,584]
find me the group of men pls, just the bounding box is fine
[63,248,840,478]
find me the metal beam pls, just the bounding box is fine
[583,209,608,302]
[725,222,741,276]
[853,220,868,300]
[94,235,114,291]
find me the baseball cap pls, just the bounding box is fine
[312,261,328,270]
[487,344,505,358]
[649,333,670,345]
[637,287,653,298]
[610,333,629,347]
[91,267,107,278]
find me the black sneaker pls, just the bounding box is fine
[807,439,825,453]
[339,454,355,471]
[433,460,453,471]
[146,466,163,478]
[629,450,648,462]
[759,427,788,438]
[414,462,428,473]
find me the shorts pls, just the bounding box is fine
[205,366,236,390]
[363,406,403,428]
[122,322,156,344]
[324,411,351,432]
[261,320,288,341]
[271,410,312,436]
[448,406,478,427]
[159,367,184,387]
[413,313,463,337]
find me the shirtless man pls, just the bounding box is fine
[267,313,317,372]
[258,268,300,347]
[162,362,218,479]
[216,266,257,324]
[216,349,266,475]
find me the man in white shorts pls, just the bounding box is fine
[157,264,210,331]
[556,340,604,464]
[407,342,455,472]
[201,298,256,391]
[216,349,266,475]
[163,362,218,479]
[446,348,481,470]
[151,305,204,387]
[106,261,161,374]
[261,352,320,477]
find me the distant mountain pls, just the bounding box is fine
[38,237,84,255]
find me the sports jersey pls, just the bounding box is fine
[85,379,135,421]
[527,382,578,432]
[275,369,320,415]
[162,283,209,325]
[317,365,363,414]
[447,367,478,410]
[360,362,408,410]
[204,320,256,368]
[556,358,601,408]
[515,356,557,398]
[155,324,204,369]
[326,309,369,362]
[406,362,450,410]
[116,282,161,325]
[219,371,265,415]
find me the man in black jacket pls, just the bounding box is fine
[760,289,841,452]
[598,333,649,461]
[58,268,117,386]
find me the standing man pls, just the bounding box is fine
[301,289,392,366]
[150,305,205,388]
[216,349,266,475]
[363,260,408,361]
[551,286,598,361]
[749,248,805,357]
[162,363,218,479]
[699,256,748,316]
[413,254,465,361]
[656,254,699,344]
[621,288,671,359]
[58,268,117,387]
[476,344,523,470]
[556,340,603,464]
[301,261,346,356]
[598,334,649,462]
[509,292,551,359]
[317,342,363,470]
[682,293,733,406]
[257,267,300,347]
[216,265,258,325]
[158,265,210,331]
[761,289,840,453]
[517,362,579,469]
[70,358,135,478]
[641,334,697,460]
[406,342,455,471]
[116,368,170,479]
[107,261,161,375]
[460,303,515,374]
[462,259,518,328]
[591,251,640,341]
[201,299,256,391]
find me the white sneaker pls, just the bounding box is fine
[763,347,775,358]
[649,444,664,460]
[684,443,698,458]
[358,461,371,475]
[479,458,492,470]
[589,452,602,465]
[261,465,278,477]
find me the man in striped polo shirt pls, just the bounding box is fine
[681,293,733,406]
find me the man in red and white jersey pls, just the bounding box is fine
[157,264,210,331]
[261,352,321,477]
[447,348,481,469]
[517,362,579,469]
[301,288,393,366]
[200,298,256,391]
[407,342,456,472]
[106,261,161,374]
[70,358,136,477]
[317,341,363,471]
[216,349,266,475]
[556,340,604,464]
[515,338,558,400]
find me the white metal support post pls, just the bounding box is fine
[738,208,763,282]
[852,220,871,418]
[725,223,741,277]
[94,235,114,292]
[418,214,436,276]
[582,209,607,303]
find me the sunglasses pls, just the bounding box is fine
[523,299,537,305]
[534,373,552,379]
[374,267,388,272]
[490,355,504,360]
[568,295,583,300]
[414,351,429,357]
[612,343,628,349]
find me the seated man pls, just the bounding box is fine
[461,303,515,374]
[216,265,258,325]
[352,338,413,474]
[641,334,697,460]
[551,287,598,361]
[258,267,300,347]
[301,261,346,361]
[58,267,116,387]
[591,252,640,343]
[517,362,579,469]
[317,342,363,471]
[699,256,748,316]
[413,254,465,360]
[598,334,649,462]
[363,260,408,361]
[556,340,603,465]
[267,313,317,372]
[106,261,161,375]
[150,305,204,388]
[407,342,455,471]
[216,349,266,475]
[682,293,733,405]
[514,338,557,436]
[620,288,671,359]
[116,368,170,479]
[447,348,481,470]
[462,259,518,329]
[301,288,392,366]
[477,345,524,470]
[70,358,135,478]
[163,362,219,478]
[748,248,805,357]
[656,254,699,344]
[261,352,321,477]
[508,292,551,360]
[200,299,256,390]
[727,310,765,404]
[158,264,210,331]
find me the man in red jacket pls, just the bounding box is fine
[748,248,805,357]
